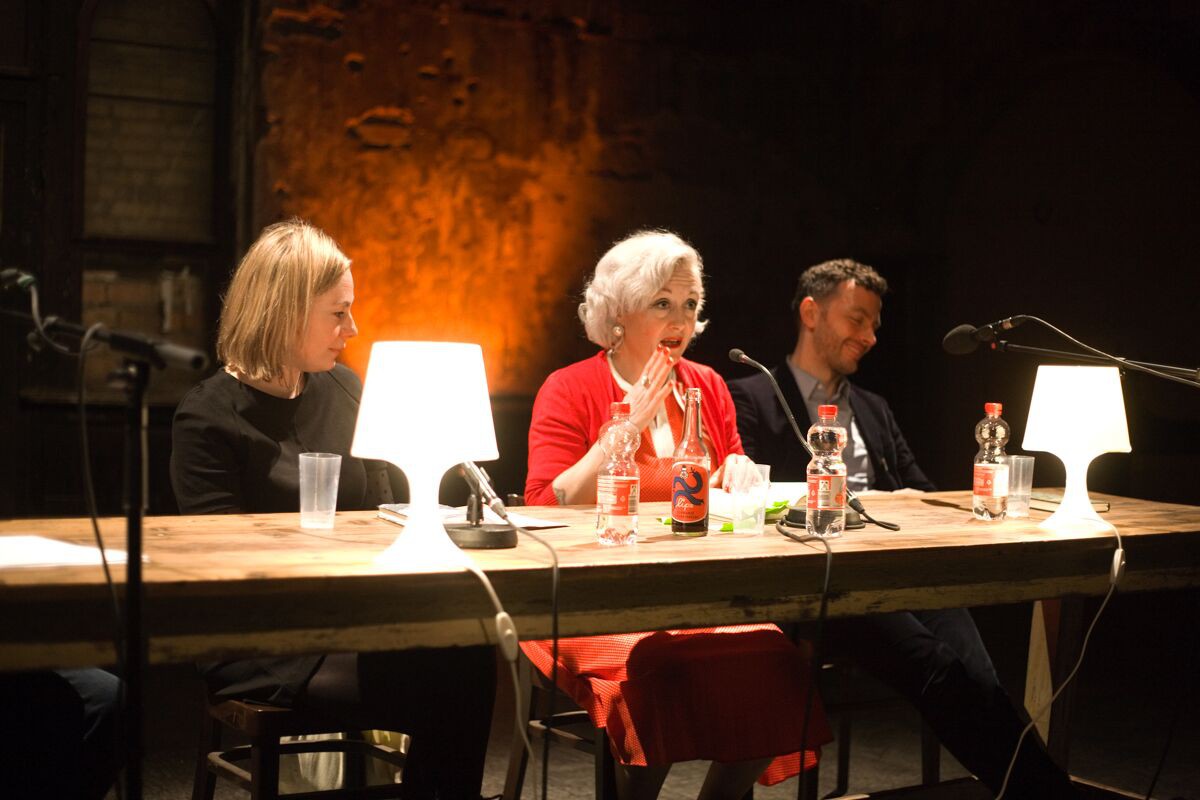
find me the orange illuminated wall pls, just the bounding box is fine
[254,2,824,398]
[256,2,625,393]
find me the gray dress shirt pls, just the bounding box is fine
[786,360,876,492]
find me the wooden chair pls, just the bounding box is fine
[192,698,407,800]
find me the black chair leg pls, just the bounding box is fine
[250,735,281,800]
[191,711,221,800]
[920,721,941,784]
[596,728,618,800]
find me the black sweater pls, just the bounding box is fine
[170,364,402,515]
[169,363,404,704]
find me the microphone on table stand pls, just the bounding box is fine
[728,348,899,532]
[444,462,519,549]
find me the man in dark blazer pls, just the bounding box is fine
[728,260,1078,799]
[729,259,933,490]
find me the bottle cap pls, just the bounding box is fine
[610,402,631,416]
[818,404,838,418]
[984,402,1003,416]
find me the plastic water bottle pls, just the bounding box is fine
[973,402,1009,521]
[596,402,640,545]
[806,404,847,538]
[671,387,710,536]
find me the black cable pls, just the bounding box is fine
[29,283,76,356]
[1026,316,1200,390]
[508,524,560,800]
[78,323,125,662]
[776,520,834,800]
[848,498,900,532]
[76,322,126,800]
[1143,591,1200,800]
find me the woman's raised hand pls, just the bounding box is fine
[712,453,760,491]
[624,345,675,431]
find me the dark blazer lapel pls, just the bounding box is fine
[774,363,813,429]
[848,385,888,467]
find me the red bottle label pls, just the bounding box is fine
[597,475,639,515]
[671,461,709,523]
[807,475,846,511]
[973,463,1009,497]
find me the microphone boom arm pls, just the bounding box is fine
[992,340,1200,383]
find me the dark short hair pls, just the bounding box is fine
[791,258,889,312]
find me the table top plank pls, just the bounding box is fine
[2,491,1198,670]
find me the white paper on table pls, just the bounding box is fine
[767,482,808,505]
[709,481,808,523]
[0,535,132,569]
[377,504,568,530]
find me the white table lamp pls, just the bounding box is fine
[1022,365,1130,533]
[351,342,499,569]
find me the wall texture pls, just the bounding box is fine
[250,0,1200,500]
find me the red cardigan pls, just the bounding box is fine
[525,351,745,505]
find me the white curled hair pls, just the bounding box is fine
[578,229,708,349]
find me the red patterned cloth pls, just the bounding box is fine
[521,351,831,783]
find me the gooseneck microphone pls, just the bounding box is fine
[446,462,518,549]
[729,349,814,460]
[728,349,899,531]
[942,315,1030,355]
[461,461,509,521]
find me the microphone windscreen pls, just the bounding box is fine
[942,324,980,355]
[728,348,746,363]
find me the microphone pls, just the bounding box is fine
[1,268,36,291]
[460,461,509,521]
[728,348,899,531]
[445,461,518,549]
[728,349,814,460]
[942,316,1030,355]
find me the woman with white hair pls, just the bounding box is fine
[522,231,831,800]
[171,219,495,800]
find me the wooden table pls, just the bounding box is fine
[3,490,1198,672]
[3,491,1197,798]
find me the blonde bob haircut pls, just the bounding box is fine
[579,229,708,350]
[217,218,351,382]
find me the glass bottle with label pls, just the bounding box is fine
[671,388,710,536]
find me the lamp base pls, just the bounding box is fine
[374,514,469,571]
[1038,508,1115,534]
[444,523,518,549]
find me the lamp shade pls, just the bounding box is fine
[351,341,498,467]
[1022,365,1130,458]
[351,342,498,568]
[1022,365,1129,533]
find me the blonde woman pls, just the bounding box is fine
[170,219,495,800]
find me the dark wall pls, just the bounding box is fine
[4,1,1199,514]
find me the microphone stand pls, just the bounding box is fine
[990,340,1200,383]
[2,302,208,800]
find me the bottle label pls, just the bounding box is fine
[671,461,709,523]
[597,475,639,516]
[807,475,846,511]
[973,463,1010,497]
